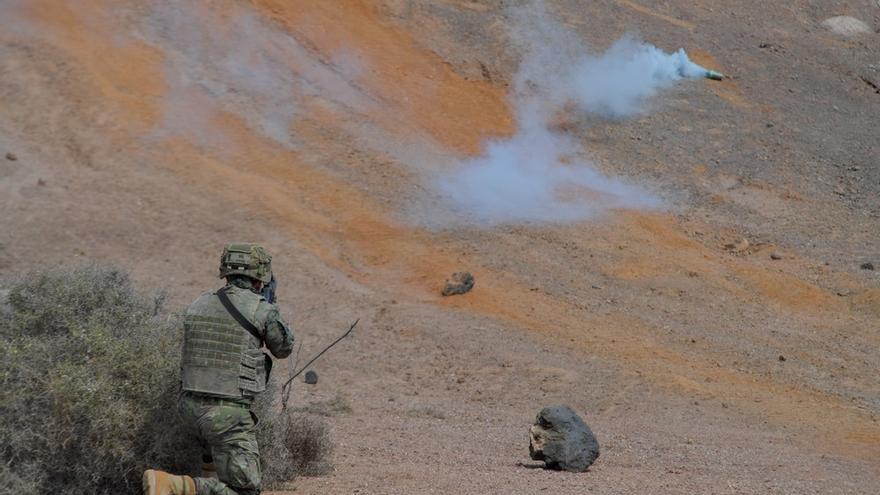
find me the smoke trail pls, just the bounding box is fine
[568,38,708,118]
[436,3,709,225]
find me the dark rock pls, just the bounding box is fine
[304,370,318,385]
[778,355,786,362]
[770,252,783,260]
[5,152,16,161]
[441,271,474,296]
[529,405,599,472]
[861,262,874,271]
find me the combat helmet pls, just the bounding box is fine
[219,243,273,283]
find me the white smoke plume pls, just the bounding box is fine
[436,3,709,225]
[129,0,709,227]
[131,0,710,227]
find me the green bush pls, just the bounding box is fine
[0,265,333,494]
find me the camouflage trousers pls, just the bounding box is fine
[178,393,262,495]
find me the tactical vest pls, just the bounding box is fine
[180,289,267,399]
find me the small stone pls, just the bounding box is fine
[304,370,318,385]
[442,271,475,296]
[37,178,46,186]
[778,355,786,362]
[861,262,875,271]
[529,405,599,472]
[770,252,783,260]
[5,152,16,161]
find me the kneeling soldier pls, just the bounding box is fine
[144,243,294,495]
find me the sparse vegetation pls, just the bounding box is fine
[292,393,353,417]
[406,405,447,420]
[255,379,336,485]
[0,265,333,494]
[257,407,335,485]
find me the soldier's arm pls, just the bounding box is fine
[257,302,294,358]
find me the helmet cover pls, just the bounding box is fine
[218,243,273,283]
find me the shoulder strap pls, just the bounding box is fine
[216,287,263,343]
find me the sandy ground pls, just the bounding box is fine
[1,1,878,493]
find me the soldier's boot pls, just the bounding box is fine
[142,469,196,495]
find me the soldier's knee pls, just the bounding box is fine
[214,450,261,494]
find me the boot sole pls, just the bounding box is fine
[143,469,157,495]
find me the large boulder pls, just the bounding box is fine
[529,405,599,472]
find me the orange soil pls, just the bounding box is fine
[22,0,166,129]
[253,0,516,154]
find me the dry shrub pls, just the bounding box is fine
[0,265,200,495]
[255,379,335,487]
[257,407,335,487]
[0,265,334,494]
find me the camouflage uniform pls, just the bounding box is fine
[179,274,293,495]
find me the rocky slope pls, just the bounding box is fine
[1,1,878,493]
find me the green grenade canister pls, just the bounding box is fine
[705,70,724,81]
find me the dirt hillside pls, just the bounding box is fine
[1,1,878,493]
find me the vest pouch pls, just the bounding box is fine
[239,348,267,395]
